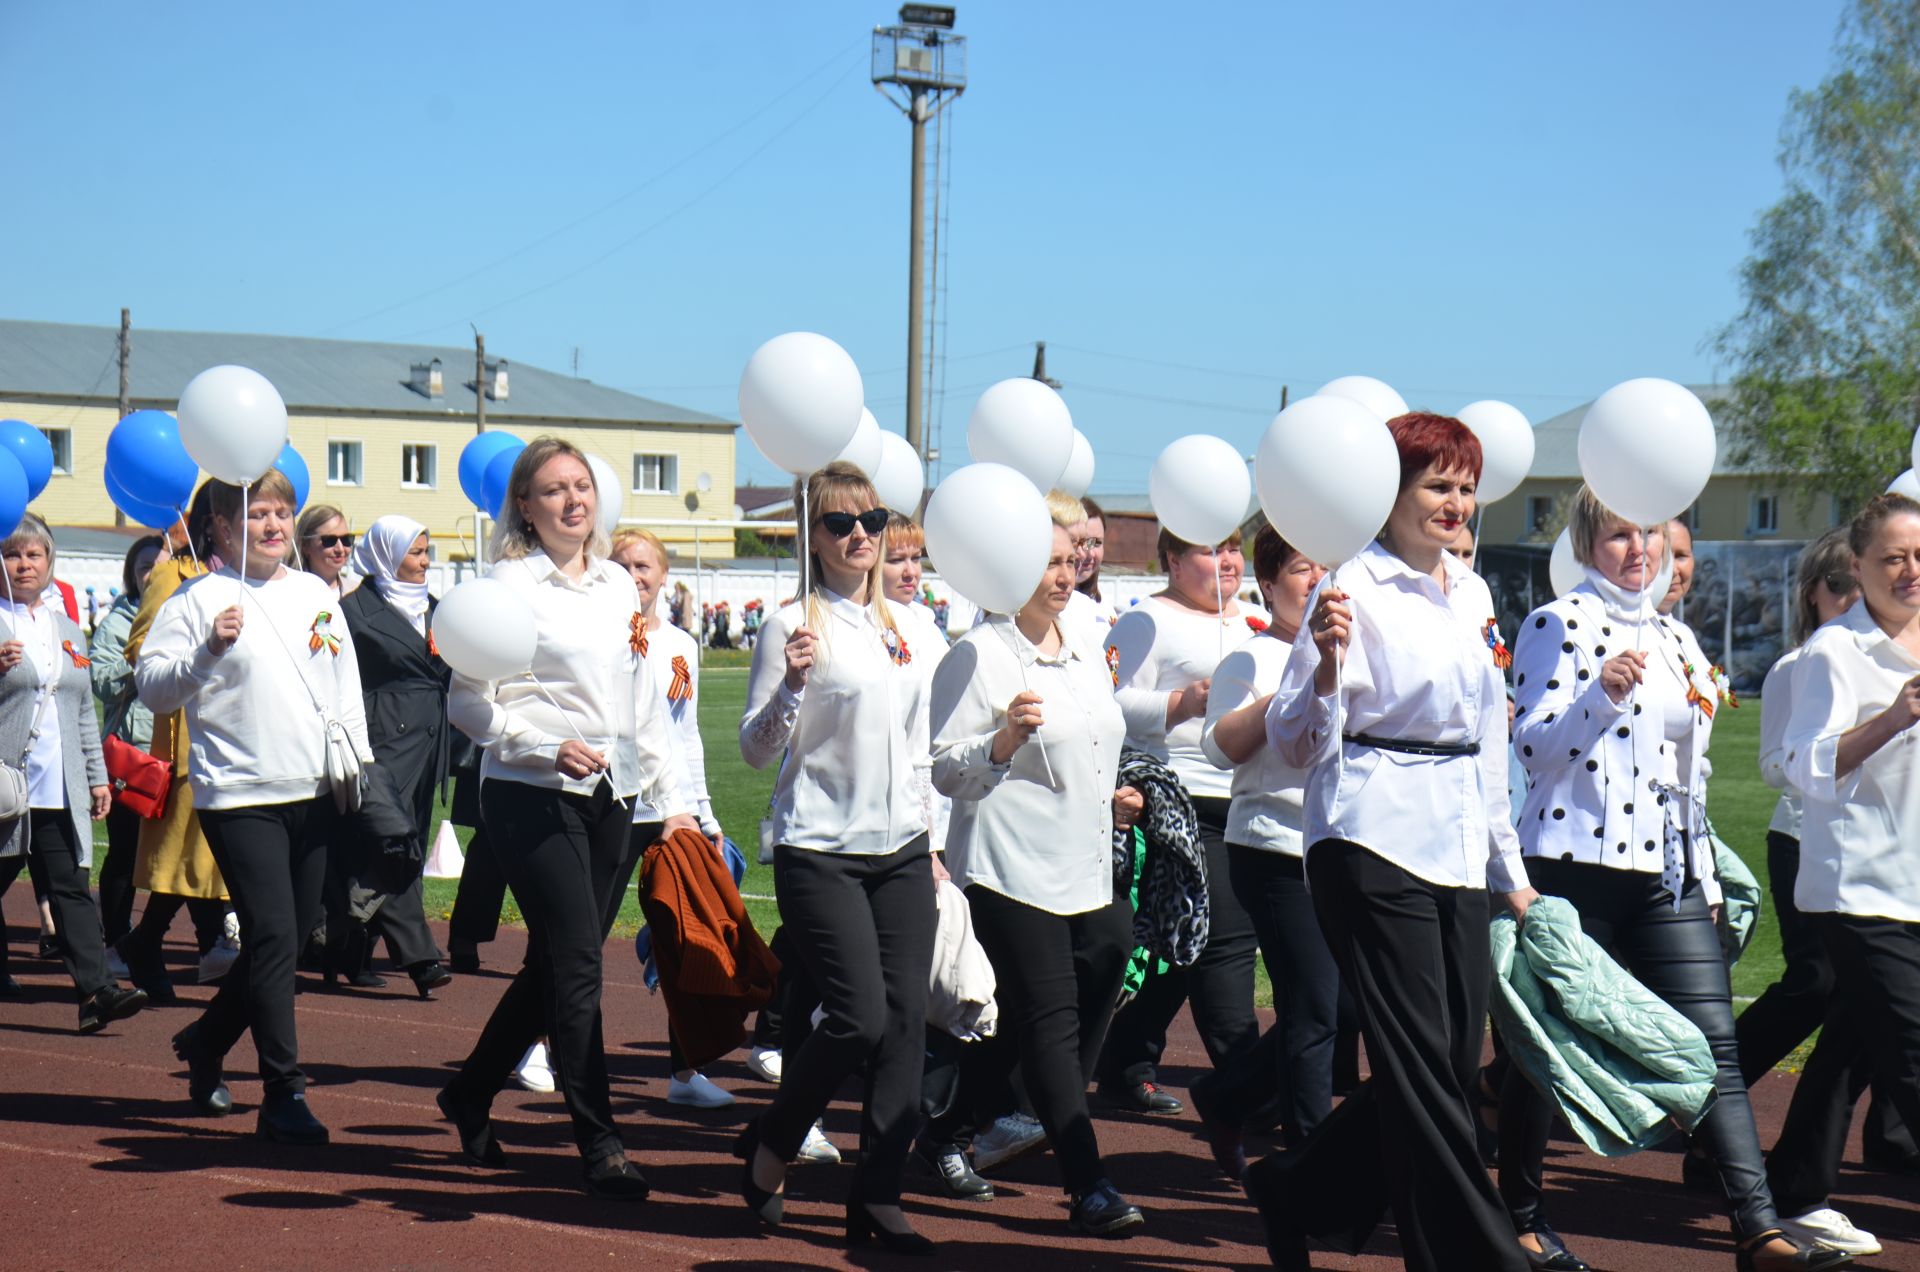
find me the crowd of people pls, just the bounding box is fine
[2,424,1917,1269]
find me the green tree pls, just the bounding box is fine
[1715,0,1920,517]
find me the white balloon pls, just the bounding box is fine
[1255,395,1399,567]
[1550,530,1585,598]
[1912,430,1920,478]
[1456,400,1535,504]
[967,378,1075,490]
[1576,378,1716,527]
[923,462,1052,615]
[1317,375,1410,424]
[738,332,864,475]
[1150,434,1250,547]
[431,577,537,681]
[1890,469,1920,500]
[870,430,925,513]
[1058,429,1096,499]
[584,453,624,539]
[177,365,289,484]
[833,408,885,477]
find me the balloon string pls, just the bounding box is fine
[990,618,1057,789]
[800,484,811,603]
[238,480,250,606]
[526,670,632,811]
[178,507,202,574]
[1213,557,1226,662]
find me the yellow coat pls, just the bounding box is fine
[126,556,227,900]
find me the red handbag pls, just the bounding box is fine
[102,733,172,819]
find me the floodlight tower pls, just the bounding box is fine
[872,5,966,460]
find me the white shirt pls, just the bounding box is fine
[1202,630,1306,856]
[931,613,1123,915]
[898,601,953,853]
[7,600,64,809]
[1267,541,1527,893]
[1784,600,1920,922]
[1760,649,1803,839]
[740,590,927,856]
[1108,595,1270,800]
[631,620,717,833]
[1063,589,1116,659]
[446,554,685,813]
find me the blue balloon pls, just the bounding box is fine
[105,466,183,531]
[106,410,198,511]
[482,445,522,519]
[274,442,311,511]
[0,421,54,501]
[0,448,30,539]
[459,432,524,509]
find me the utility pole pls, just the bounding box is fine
[1030,340,1061,390]
[115,308,130,527]
[872,6,967,459]
[474,331,487,436]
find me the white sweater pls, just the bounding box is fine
[137,567,372,811]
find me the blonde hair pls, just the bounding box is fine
[884,513,924,555]
[1045,488,1088,530]
[0,512,55,566]
[611,527,669,573]
[209,472,301,563]
[795,461,898,644]
[489,437,610,562]
[1568,484,1668,571]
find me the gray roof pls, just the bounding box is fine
[0,318,734,428]
[1530,383,1750,479]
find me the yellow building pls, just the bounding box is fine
[0,319,738,562]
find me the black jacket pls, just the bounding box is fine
[342,580,450,839]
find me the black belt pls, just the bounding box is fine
[1342,732,1480,757]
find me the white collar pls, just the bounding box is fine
[1359,538,1466,591]
[986,612,1076,667]
[520,552,608,593]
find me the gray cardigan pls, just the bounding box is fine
[0,603,109,866]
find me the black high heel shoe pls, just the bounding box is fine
[845,1200,935,1256]
[732,1122,783,1226]
[1734,1229,1855,1271]
[436,1085,507,1166]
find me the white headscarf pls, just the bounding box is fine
[353,515,431,634]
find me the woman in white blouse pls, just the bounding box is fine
[439,438,695,1201]
[1096,524,1266,1115]
[1262,412,1535,1272]
[1192,524,1331,1170]
[1765,492,1920,1260]
[930,520,1146,1235]
[737,461,937,1253]
[1501,486,1847,1272]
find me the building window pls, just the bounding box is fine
[327,440,363,486]
[1677,502,1700,530]
[39,428,71,475]
[633,453,679,494]
[1525,495,1553,537]
[401,443,437,489]
[1750,493,1780,535]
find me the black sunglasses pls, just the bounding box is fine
[1823,571,1857,595]
[820,509,889,538]
[309,534,354,550]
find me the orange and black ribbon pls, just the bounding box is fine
[630,613,648,657]
[667,654,693,702]
[1483,619,1512,670]
[308,611,341,656]
[1681,657,1715,720]
[63,640,89,669]
[1106,644,1122,688]
[427,629,440,658]
[882,627,912,667]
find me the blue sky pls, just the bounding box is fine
[1,1,1847,492]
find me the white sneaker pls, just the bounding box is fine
[667,1072,735,1108]
[972,1112,1048,1173]
[797,1121,841,1164]
[745,1046,783,1084]
[106,948,130,980]
[197,915,242,985]
[1779,1207,1881,1257]
[513,1042,556,1094]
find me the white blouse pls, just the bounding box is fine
[6,600,64,809]
[740,590,927,856]
[1108,595,1270,800]
[447,554,685,815]
[898,600,953,853]
[1063,589,1117,660]
[1760,648,1803,839]
[631,620,716,834]
[1267,541,1527,893]
[931,614,1123,915]
[1784,600,1920,922]
[1202,630,1306,856]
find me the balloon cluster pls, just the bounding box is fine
[0,421,55,539]
[102,366,299,533]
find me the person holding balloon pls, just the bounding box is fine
[736,460,937,1251]
[137,469,371,1143]
[437,437,696,1199]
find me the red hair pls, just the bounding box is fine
[1388,412,1482,491]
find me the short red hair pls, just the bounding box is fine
[1388,412,1483,491]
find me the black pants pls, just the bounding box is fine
[1099,797,1260,1088]
[751,924,821,1057]
[319,801,440,975]
[1201,846,1341,1145]
[761,837,936,1204]
[97,804,142,946]
[965,884,1130,1194]
[1736,832,1911,1157]
[124,892,227,960]
[0,810,111,998]
[449,779,629,1164]
[1769,913,1920,1214]
[448,822,508,947]
[606,819,688,1073]
[197,799,324,1097]
[1256,840,1524,1272]
[1500,857,1777,1239]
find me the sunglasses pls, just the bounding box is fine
[308,534,355,550]
[820,509,889,538]
[1823,572,1857,595]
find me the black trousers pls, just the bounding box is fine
[318,801,440,975]
[751,924,821,1057]
[605,819,686,1073]
[124,892,227,959]
[1202,845,1342,1145]
[965,884,1130,1194]
[0,809,111,998]
[761,837,936,1204]
[197,799,325,1097]
[448,822,508,947]
[1258,840,1524,1272]
[97,803,142,946]
[1098,797,1260,1087]
[1500,857,1778,1240]
[449,779,629,1163]
[1769,913,1920,1214]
